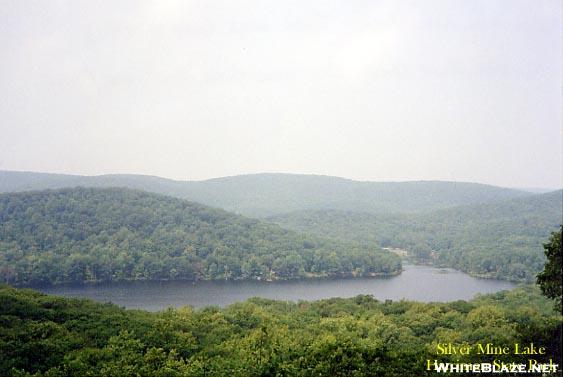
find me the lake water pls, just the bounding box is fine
[39,265,516,311]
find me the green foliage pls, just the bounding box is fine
[0,188,400,286]
[270,191,562,282]
[0,171,530,217]
[1,285,560,376]
[537,226,563,314]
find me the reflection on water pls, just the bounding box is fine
[39,265,516,311]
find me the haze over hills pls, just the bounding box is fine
[1,1,560,375]
[0,170,533,217]
[0,187,400,286]
[1,170,555,283]
[269,190,563,282]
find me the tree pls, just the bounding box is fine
[537,226,562,314]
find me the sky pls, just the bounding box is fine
[0,0,561,188]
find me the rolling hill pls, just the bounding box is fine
[0,187,400,286]
[0,170,532,217]
[269,190,563,282]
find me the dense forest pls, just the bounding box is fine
[270,190,563,282]
[0,188,400,286]
[1,226,560,376]
[1,284,561,376]
[0,171,531,217]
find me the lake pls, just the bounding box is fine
[39,265,516,311]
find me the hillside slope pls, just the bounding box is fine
[0,188,400,286]
[0,170,531,217]
[269,190,563,282]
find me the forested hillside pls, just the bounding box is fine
[0,188,400,286]
[270,190,563,282]
[1,285,560,376]
[0,171,531,217]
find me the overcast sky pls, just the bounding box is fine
[1,0,560,188]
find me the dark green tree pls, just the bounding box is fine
[537,225,562,314]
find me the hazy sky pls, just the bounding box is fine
[1,0,561,188]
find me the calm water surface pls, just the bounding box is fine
[39,265,515,311]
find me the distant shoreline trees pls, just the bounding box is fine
[270,191,562,282]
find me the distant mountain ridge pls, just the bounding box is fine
[0,170,532,217]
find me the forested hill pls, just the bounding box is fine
[269,190,563,282]
[0,170,531,217]
[0,188,400,286]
